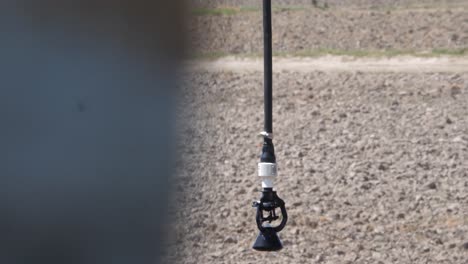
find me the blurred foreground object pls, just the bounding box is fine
[0,1,186,263]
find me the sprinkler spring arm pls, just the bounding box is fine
[253,188,288,233]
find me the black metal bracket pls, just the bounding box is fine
[252,188,288,233]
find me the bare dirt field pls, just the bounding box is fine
[191,0,467,9]
[191,8,468,55]
[164,57,468,263]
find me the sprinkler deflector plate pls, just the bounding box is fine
[252,228,283,251]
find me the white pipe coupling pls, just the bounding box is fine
[258,162,277,188]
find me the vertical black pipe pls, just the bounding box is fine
[263,0,273,134]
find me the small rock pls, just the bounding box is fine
[372,252,382,259]
[373,225,385,234]
[209,224,217,231]
[306,218,319,229]
[315,254,325,263]
[311,110,320,116]
[446,117,453,124]
[309,185,320,192]
[221,209,230,218]
[378,163,388,171]
[236,188,246,195]
[224,237,237,244]
[451,85,461,98]
[463,242,468,250]
[427,182,437,190]
[288,218,297,227]
[292,201,303,207]
[361,183,372,190]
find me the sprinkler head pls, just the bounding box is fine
[252,189,287,251]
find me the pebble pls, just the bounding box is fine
[427,182,437,190]
[224,237,237,244]
[315,254,325,263]
[463,242,468,250]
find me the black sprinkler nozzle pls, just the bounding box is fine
[252,188,288,251]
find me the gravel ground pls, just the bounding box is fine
[190,8,468,55]
[164,68,468,263]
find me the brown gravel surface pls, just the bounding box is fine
[164,62,468,263]
[191,8,468,55]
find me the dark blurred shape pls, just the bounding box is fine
[0,1,186,263]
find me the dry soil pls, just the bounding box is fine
[190,8,468,55]
[164,57,468,263]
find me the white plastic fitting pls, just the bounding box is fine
[258,162,277,188]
